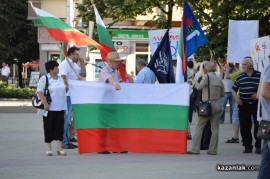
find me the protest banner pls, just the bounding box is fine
[227,20,259,63]
[148,28,180,60]
[250,36,270,71]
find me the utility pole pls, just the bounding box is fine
[66,0,74,26]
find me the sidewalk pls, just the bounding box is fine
[0,111,260,179]
[0,99,35,113]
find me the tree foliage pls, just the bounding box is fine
[191,0,270,61]
[76,0,182,30]
[0,0,39,87]
[77,0,270,62]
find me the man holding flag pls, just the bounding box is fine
[99,52,122,90]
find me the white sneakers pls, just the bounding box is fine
[57,150,67,156]
[46,151,53,156]
[46,150,67,156]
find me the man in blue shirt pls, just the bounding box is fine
[232,57,261,154]
[134,59,156,84]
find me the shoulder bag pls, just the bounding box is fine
[32,75,52,109]
[197,74,212,117]
[257,99,270,141]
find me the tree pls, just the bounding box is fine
[0,0,39,87]
[191,0,270,61]
[76,0,183,30]
[77,0,270,62]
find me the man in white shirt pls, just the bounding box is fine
[1,62,10,86]
[59,46,86,149]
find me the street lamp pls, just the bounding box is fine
[13,58,18,84]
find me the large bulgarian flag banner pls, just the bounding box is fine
[69,81,190,154]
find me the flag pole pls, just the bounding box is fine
[208,44,222,68]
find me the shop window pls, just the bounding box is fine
[135,43,149,52]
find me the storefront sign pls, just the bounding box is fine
[38,27,57,43]
[110,30,148,39]
[112,40,130,53]
[148,28,180,60]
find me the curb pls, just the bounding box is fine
[0,106,36,113]
[0,98,35,113]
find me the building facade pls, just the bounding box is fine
[28,0,182,81]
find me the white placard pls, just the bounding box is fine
[227,20,259,63]
[148,28,180,60]
[250,36,270,71]
[29,72,40,87]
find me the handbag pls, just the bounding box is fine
[257,120,270,141]
[32,75,52,109]
[257,101,270,140]
[197,74,212,117]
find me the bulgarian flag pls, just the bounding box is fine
[30,2,103,49]
[93,4,126,81]
[69,81,190,154]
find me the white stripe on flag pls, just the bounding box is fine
[93,4,106,27]
[69,81,190,106]
[176,52,184,83]
[31,5,57,18]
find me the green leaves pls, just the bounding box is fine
[0,0,39,63]
[0,82,36,99]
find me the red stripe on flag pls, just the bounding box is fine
[46,28,99,47]
[76,128,187,154]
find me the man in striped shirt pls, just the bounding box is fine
[232,57,261,154]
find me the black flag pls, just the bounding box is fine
[147,28,175,83]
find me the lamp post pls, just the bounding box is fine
[13,58,18,85]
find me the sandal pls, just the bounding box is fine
[225,137,239,143]
[46,151,53,156]
[57,150,67,156]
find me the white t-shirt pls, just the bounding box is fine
[222,78,235,92]
[1,66,10,76]
[59,58,81,96]
[36,74,67,111]
[257,63,270,121]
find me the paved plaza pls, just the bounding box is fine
[0,101,260,179]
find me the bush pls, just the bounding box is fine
[0,81,36,99]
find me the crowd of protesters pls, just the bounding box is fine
[35,46,269,178]
[185,54,270,178]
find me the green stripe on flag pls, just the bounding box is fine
[39,17,74,31]
[96,24,116,50]
[73,103,188,130]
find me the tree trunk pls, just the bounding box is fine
[167,2,173,28]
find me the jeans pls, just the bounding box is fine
[220,92,235,124]
[257,140,270,179]
[62,96,72,145]
[232,103,240,125]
